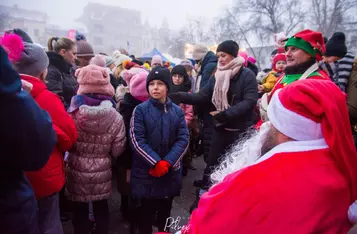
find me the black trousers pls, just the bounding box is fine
[72,199,109,234]
[138,197,173,234]
[201,130,243,190]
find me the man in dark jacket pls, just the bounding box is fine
[192,44,218,164]
[0,46,57,234]
[171,40,258,212]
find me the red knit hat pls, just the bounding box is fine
[268,79,357,200]
[272,53,286,72]
[285,29,325,61]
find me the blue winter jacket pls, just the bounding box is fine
[0,46,57,234]
[130,98,189,199]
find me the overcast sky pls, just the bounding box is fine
[3,0,233,30]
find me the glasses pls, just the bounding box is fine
[173,75,184,79]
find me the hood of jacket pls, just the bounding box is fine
[74,100,118,134]
[201,51,218,69]
[20,74,47,98]
[47,51,72,74]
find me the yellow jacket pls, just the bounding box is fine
[262,71,279,92]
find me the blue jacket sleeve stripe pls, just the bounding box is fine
[173,140,189,168]
[130,107,157,166]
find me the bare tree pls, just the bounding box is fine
[236,0,305,37]
[310,0,357,38]
[167,17,213,58]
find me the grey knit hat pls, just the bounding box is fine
[13,42,49,77]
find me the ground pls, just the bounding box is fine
[62,157,205,234]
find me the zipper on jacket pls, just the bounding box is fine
[164,104,168,113]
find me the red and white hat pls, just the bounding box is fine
[268,79,357,200]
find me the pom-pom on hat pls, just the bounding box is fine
[75,64,114,97]
[1,33,49,77]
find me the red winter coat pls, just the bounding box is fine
[22,75,78,199]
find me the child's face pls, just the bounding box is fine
[275,60,287,71]
[323,56,340,63]
[172,74,184,85]
[148,80,167,102]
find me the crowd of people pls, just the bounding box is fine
[1,26,357,234]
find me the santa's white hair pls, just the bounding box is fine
[211,122,272,185]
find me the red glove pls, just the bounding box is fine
[149,160,171,177]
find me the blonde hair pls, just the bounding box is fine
[114,64,124,79]
[47,37,76,53]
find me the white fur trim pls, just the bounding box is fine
[268,89,323,141]
[256,138,328,164]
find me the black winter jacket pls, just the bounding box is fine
[46,52,78,109]
[178,67,258,131]
[198,51,218,89]
[118,93,144,169]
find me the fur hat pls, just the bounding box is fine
[75,64,114,96]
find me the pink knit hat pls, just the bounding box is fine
[75,64,114,97]
[151,55,163,66]
[90,55,106,67]
[130,71,150,101]
[238,52,249,66]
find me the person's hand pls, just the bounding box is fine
[168,93,181,105]
[21,80,33,93]
[149,160,171,177]
[258,85,264,93]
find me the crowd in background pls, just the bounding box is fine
[1,27,357,234]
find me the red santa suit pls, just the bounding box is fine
[181,79,357,234]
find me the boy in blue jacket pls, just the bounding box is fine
[130,67,189,234]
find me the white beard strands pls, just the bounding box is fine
[210,122,272,186]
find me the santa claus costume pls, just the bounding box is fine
[180,79,357,234]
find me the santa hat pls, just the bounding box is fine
[285,29,325,61]
[268,79,357,200]
[272,53,286,72]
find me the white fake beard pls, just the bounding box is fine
[210,122,272,185]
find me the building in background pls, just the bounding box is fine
[0,4,47,45]
[77,3,144,55]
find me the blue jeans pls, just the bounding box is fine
[37,192,63,234]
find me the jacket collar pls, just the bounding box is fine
[149,97,173,111]
[47,51,72,74]
[20,74,47,98]
[285,58,316,75]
